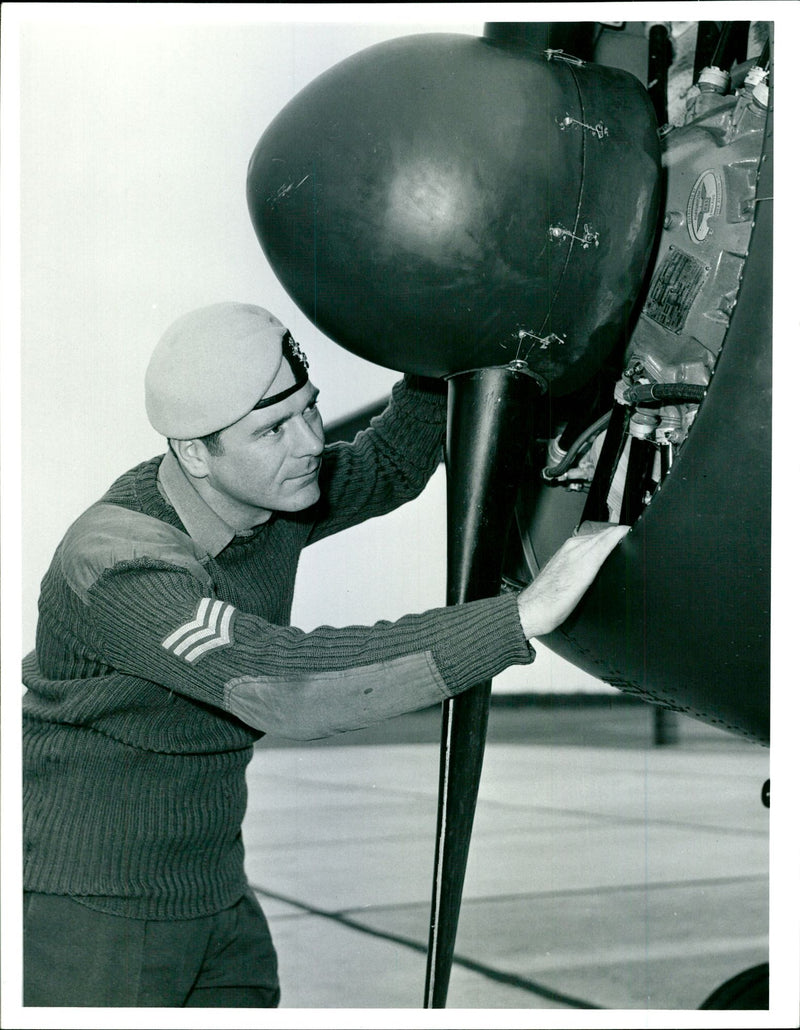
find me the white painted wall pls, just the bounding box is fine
[8,6,609,692]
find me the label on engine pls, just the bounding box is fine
[643,247,707,333]
[687,169,722,243]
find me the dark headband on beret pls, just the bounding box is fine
[252,331,310,411]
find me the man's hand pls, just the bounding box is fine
[516,523,629,639]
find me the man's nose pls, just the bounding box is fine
[292,413,325,457]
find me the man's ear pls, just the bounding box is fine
[171,438,212,480]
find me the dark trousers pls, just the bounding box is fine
[23,888,280,1007]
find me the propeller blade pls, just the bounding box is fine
[424,364,543,1007]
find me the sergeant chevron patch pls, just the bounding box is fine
[162,598,235,663]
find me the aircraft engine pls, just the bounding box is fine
[506,55,772,744]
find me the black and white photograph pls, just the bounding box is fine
[1,4,797,1027]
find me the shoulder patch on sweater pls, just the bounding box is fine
[162,597,236,663]
[59,502,212,602]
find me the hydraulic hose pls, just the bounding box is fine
[543,382,706,480]
[622,382,706,405]
[542,411,611,480]
[711,21,750,73]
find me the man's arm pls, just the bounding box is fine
[37,490,626,742]
[74,524,626,740]
[308,375,446,544]
[80,564,532,739]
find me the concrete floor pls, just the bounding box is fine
[243,700,771,1016]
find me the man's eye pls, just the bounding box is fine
[264,424,284,437]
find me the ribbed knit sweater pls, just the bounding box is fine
[23,376,534,920]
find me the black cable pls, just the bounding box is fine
[542,411,611,480]
[622,382,706,405]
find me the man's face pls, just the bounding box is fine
[196,359,325,526]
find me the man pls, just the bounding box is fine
[22,301,627,1007]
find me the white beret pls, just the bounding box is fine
[145,302,289,438]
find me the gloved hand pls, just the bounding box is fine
[516,522,629,639]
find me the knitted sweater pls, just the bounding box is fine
[23,376,534,920]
